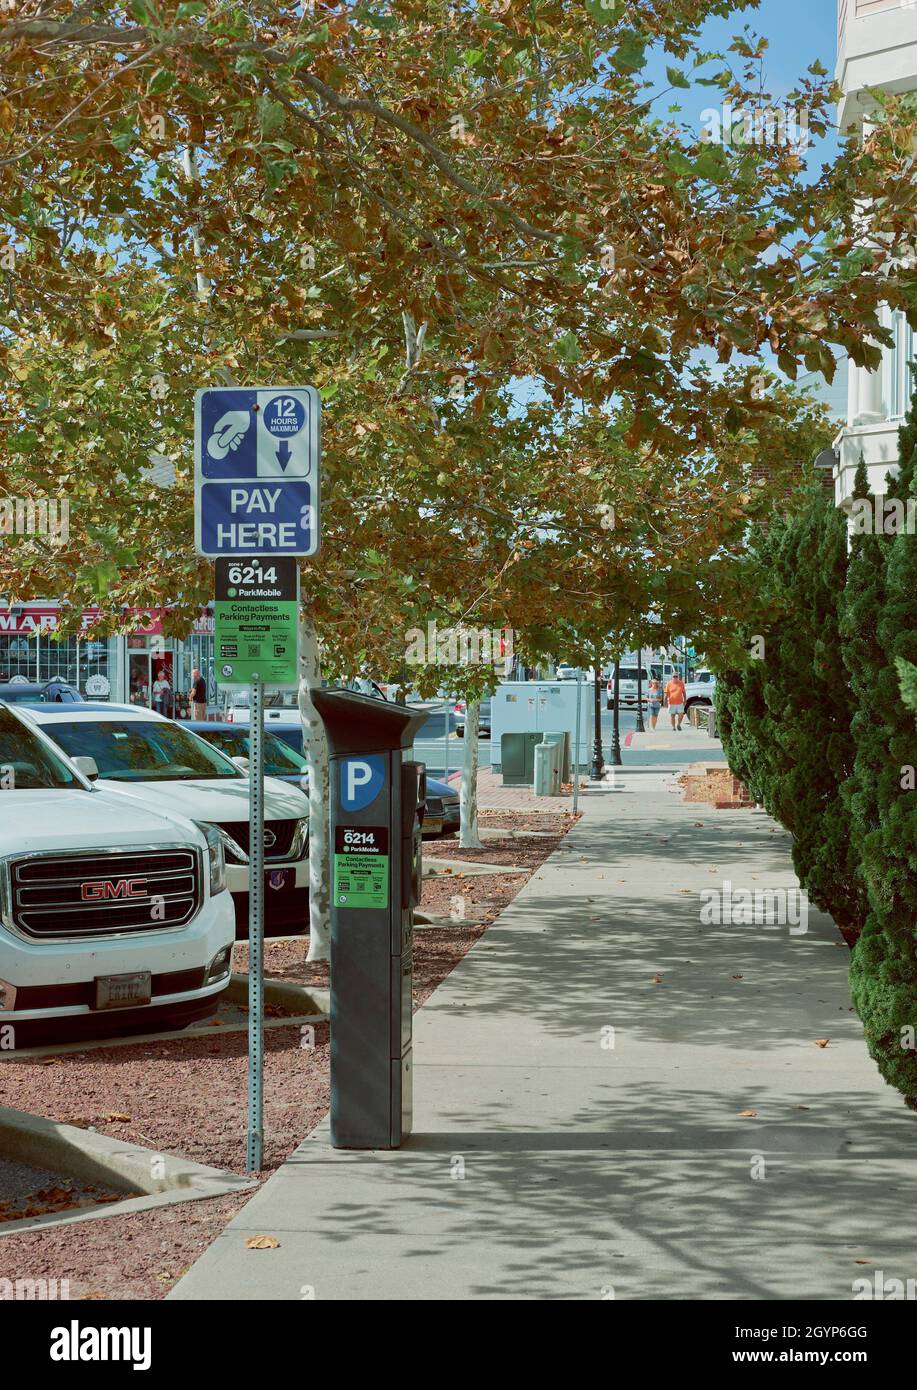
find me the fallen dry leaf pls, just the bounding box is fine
[104,1112,131,1123]
[814,1039,830,1048]
[737,1109,758,1118]
[650,974,663,984]
[245,1235,280,1250]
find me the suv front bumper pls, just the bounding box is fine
[0,888,235,1035]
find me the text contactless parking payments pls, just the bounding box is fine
[194,386,320,557]
[312,689,429,1150]
[214,556,300,687]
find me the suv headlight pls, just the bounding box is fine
[289,817,309,860]
[194,822,228,894]
[197,823,248,866]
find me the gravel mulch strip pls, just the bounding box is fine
[0,1162,132,1224]
[0,809,576,1299]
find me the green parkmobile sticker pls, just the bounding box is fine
[334,825,389,909]
[214,556,300,686]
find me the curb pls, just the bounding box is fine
[226,973,329,1016]
[0,1105,256,1236]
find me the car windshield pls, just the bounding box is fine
[42,719,243,782]
[615,669,647,682]
[0,706,84,789]
[200,727,308,779]
[267,726,303,755]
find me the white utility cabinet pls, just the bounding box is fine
[490,680,591,770]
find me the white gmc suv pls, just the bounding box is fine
[0,701,236,1045]
[20,704,310,937]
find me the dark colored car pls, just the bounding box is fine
[0,679,82,705]
[453,698,492,738]
[239,720,461,837]
[187,721,310,787]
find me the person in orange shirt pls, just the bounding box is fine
[664,673,687,731]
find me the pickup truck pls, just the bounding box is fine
[0,701,236,1044]
[606,665,651,709]
[683,670,717,712]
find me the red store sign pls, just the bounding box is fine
[0,606,213,637]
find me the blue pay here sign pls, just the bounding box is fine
[194,386,320,557]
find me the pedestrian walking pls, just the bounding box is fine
[646,678,662,730]
[664,672,687,731]
[190,667,208,721]
[152,672,171,717]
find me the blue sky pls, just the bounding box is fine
[643,0,841,167]
[639,0,847,402]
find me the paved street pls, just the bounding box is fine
[413,705,721,777]
[172,751,917,1301]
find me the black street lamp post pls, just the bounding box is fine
[611,659,623,766]
[591,651,604,779]
[635,646,645,734]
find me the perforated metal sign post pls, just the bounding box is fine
[311,690,429,1149]
[212,556,301,1173]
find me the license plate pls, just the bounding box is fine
[423,816,443,835]
[266,867,295,893]
[94,971,152,1011]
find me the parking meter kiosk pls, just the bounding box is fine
[311,689,428,1149]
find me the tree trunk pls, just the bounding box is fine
[459,700,483,849]
[298,616,330,962]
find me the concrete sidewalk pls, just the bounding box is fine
[172,767,917,1301]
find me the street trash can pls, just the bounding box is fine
[533,738,562,796]
[541,731,570,783]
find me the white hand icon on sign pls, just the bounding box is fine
[207,410,250,460]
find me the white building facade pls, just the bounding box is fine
[834,0,917,506]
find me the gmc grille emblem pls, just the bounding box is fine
[80,877,149,902]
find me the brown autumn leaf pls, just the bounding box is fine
[737,1109,758,1118]
[246,1235,280,1250]
[814,1039,830,1048]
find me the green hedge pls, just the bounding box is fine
[716,489,867,941]
[846,412,917,1105]
[717,395,917,1105]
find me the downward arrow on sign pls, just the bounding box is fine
[276,440,292,470]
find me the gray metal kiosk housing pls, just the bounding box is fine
[312,689,428,1150]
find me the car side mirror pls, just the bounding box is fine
[231,755,250,772]
[71,755,99,781]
